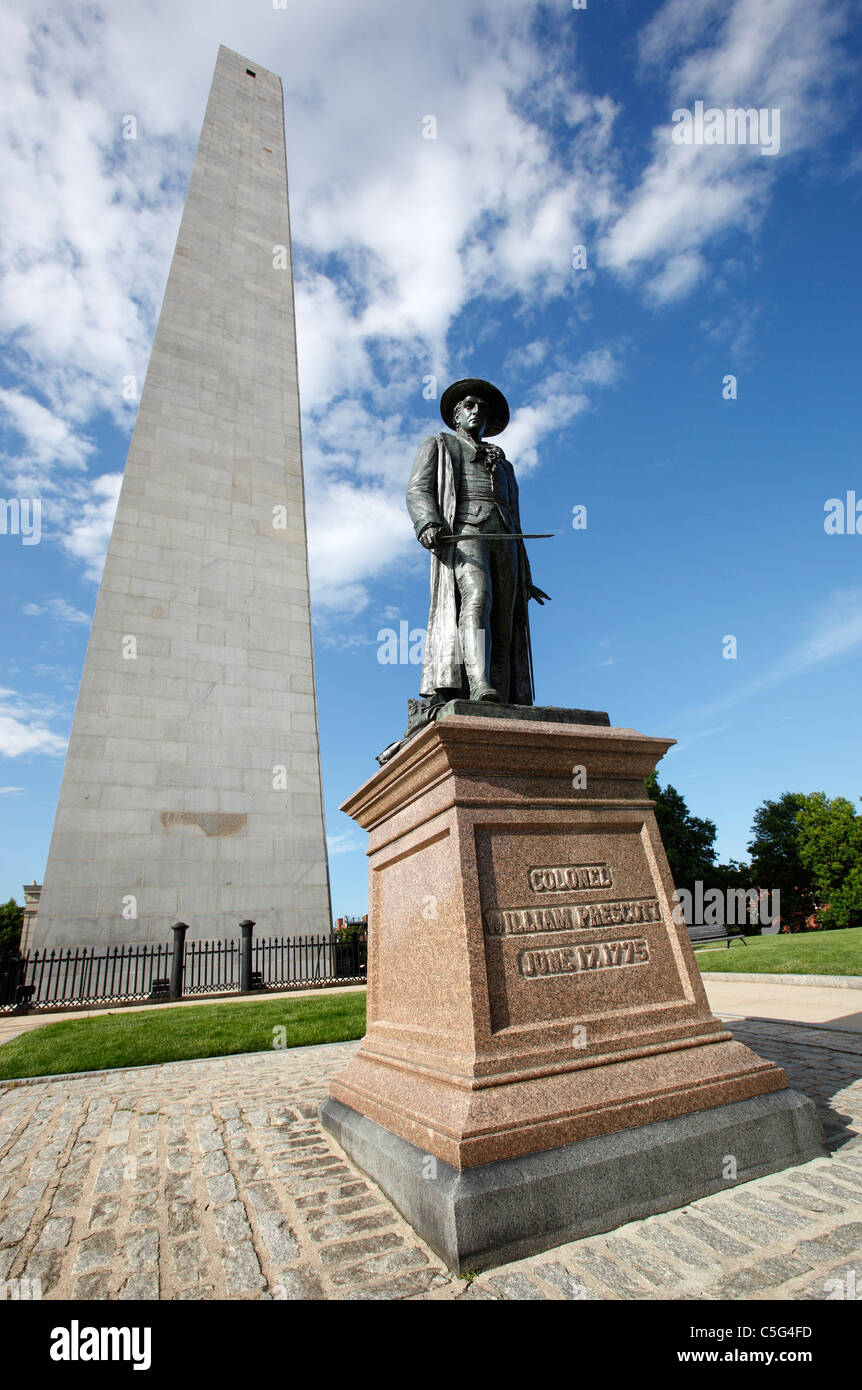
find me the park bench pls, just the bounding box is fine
[147,978,172,1000]
[687,924,747,950]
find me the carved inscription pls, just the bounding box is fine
[484,898,661,936]
[579,899,661,929]
[485,906,578,936]
[529,864,612,892]
[519,937,650,978]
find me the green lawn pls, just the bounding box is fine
[693,926,862,976]
[0,989,366,1081]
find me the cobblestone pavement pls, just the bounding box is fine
[0,1018,860,1301]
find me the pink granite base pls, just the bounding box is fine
[328,715,792,1170]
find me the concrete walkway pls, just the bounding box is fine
[0,1018,860,1301]
[703,978,862,1032]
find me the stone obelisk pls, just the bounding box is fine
[34,46,332,945]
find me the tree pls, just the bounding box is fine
[797,792,862,930]
[0,898,24,954]
[747,793,818,931]
[645,772,717,895]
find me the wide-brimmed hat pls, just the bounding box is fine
[440,378,510,437]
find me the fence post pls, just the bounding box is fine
[239,919,255,992]
[170,922,189,999]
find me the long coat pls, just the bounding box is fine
[406,430,535,703]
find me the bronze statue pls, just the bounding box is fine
[406,378,550,707]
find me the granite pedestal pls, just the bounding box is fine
[320,707,826,1271]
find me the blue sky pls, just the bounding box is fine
[1,0,861,918]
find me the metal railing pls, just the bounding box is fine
[0,927,367,1014]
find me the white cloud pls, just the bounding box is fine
[791,589,862,669]
[1,0,850,618]
[22,597,90,624]
[58,474,123,584]
[601,0,850,298]
[0,688,68,758]
[504,340,550,376]
[326,831,364,856]
[0,389,94,470]
[0,1,627,612]
[502,352,621,473]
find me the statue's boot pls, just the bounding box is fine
[460,617,499,702]
[470,681,500,703]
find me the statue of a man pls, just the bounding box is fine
[406,378,549,706]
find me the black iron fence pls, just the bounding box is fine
[0,929,367,1014]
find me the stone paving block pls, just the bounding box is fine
[213,1201,254,1247]
[601,1235,682,1287]
[73,1231,117,1274]
[712,1254,813,1298]
[792,1258,862,1301]
[486,1271,547,1300]
[23,1249,62,1291]
[343,1269,450,1300]
[636,1222,721,1273]
[256,1213,299,1264]
[308,1211,395,1243]
[201,1151,229,1177]
[271,1268,324,1300]
[319,1231,404,1268]
[793,1223,862,1264]
[16,1180,49,1205]
[129,1189,159,1223]
[221,1241,266,1295]
[673,1212,753,1259]
[36,1217,73,1251]
[89,1196,120,1231]
[732,1191,813,1231]
[125,1229,159,1269]
[28,1157,60,1183]
[531,1261,598,1299]
[696,1201,786,1247]
[73,1270,115,1299]
[564,1245,655,1296]
[170,1235,209,1284]
[51,1183,84,1213]
[206,1172,238,1205]
[167,1201,198,1237]
[243,1109,269,1128]
[92,1154,125,1195]
[787,1171,862,1203]
[119,1271,159,1299]
[233,1158,267,1183]
[825,1162,862,1190]
[195,1122,223,1155]
[0,1210,33,1246]
[328,1245,430,1288]
[245,1182,280,1212]
[767,1184,843,1216]
[293,1182,369,1209]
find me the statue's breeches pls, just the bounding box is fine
[452,520,518,701]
